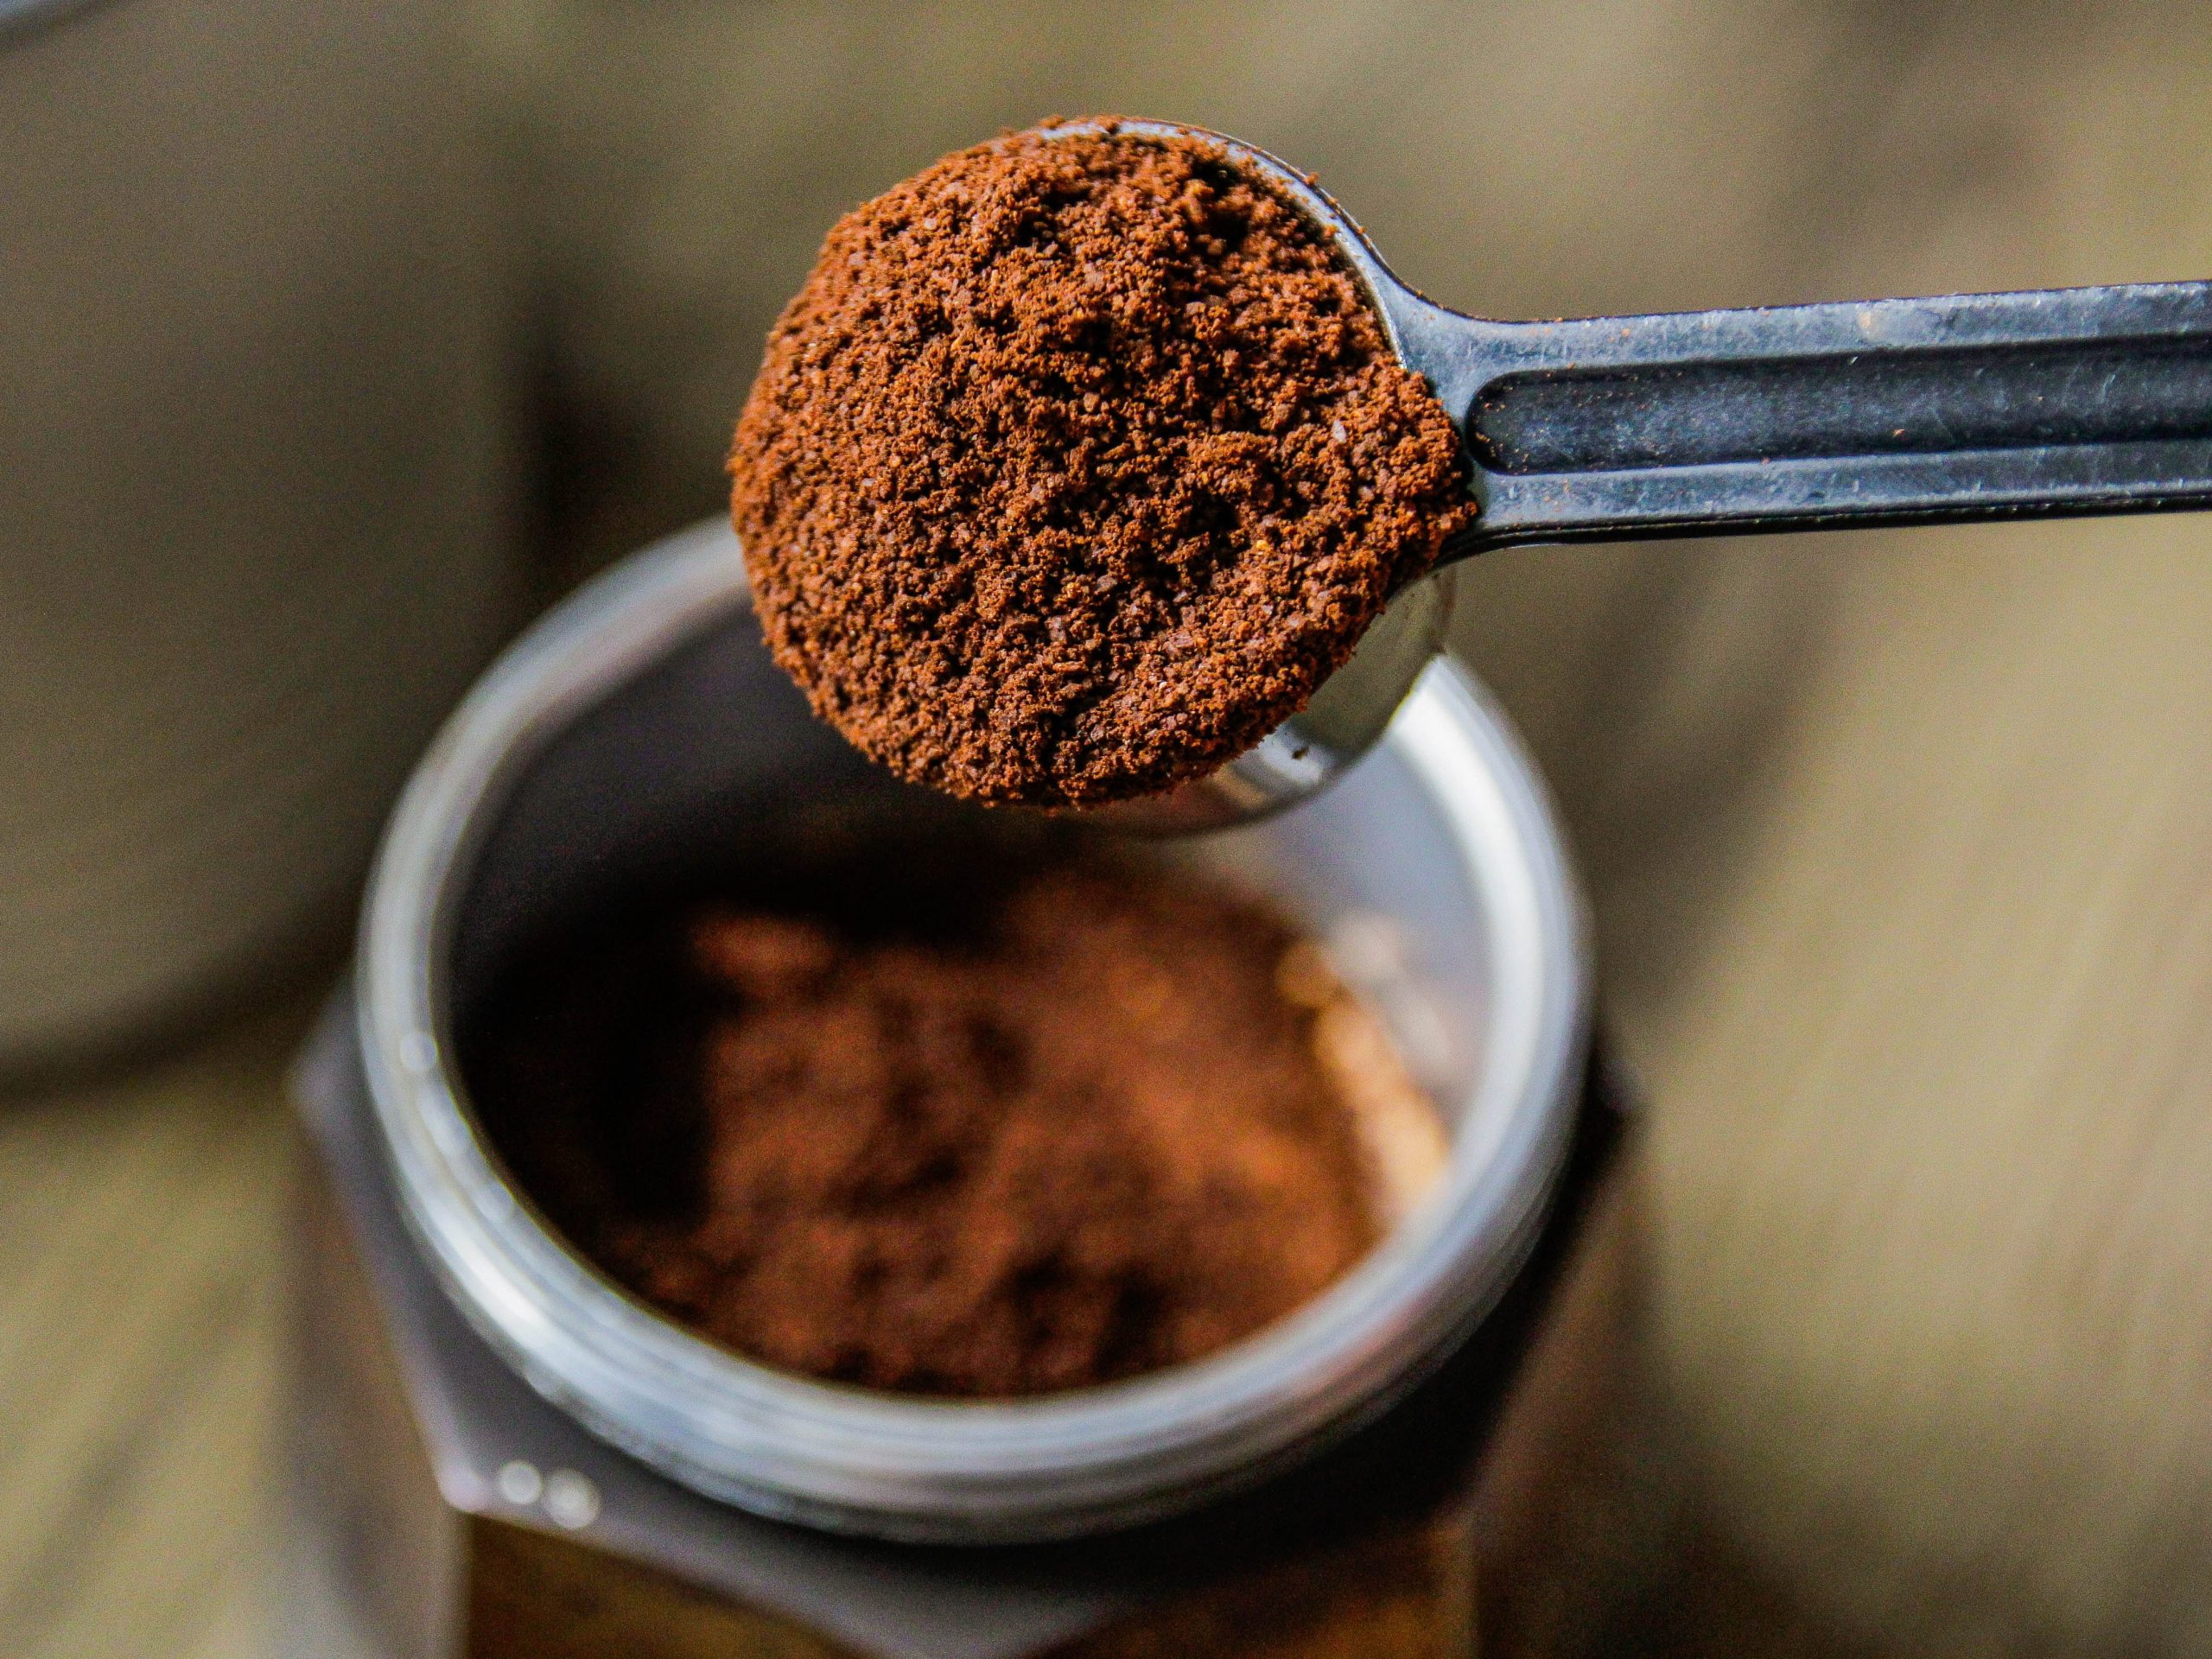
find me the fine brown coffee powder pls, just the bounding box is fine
[466,844,1444,1397]
[728,120,1475,808]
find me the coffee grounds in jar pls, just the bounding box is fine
[728,120,1475,809]
[465,847,1442,1397]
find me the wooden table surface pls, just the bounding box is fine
[0,999,307,1657]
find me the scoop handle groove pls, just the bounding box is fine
[1406,280,2212,551]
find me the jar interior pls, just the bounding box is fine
[445,605,1494,1145]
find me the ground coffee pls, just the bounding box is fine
[467,845,1441,1396]
[728,120,1475,808]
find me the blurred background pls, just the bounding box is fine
[9,0,2212,1652]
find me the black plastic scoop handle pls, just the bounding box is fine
[1412,281,2212,552]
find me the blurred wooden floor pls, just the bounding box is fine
[0,1001,308,1658]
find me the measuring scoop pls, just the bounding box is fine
[1064,119,2212,830]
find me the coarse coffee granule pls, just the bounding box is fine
[466,846,1442,1397]
[728,120,1475,808]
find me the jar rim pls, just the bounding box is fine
[357,518,1591,1541]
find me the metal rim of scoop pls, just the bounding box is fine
[1033,117,1416,360]
[1025,117,1455,830]
[355,518,1590,1542]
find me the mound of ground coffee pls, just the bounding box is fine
[728,120,1474,808]
[466,847,1442,1396]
